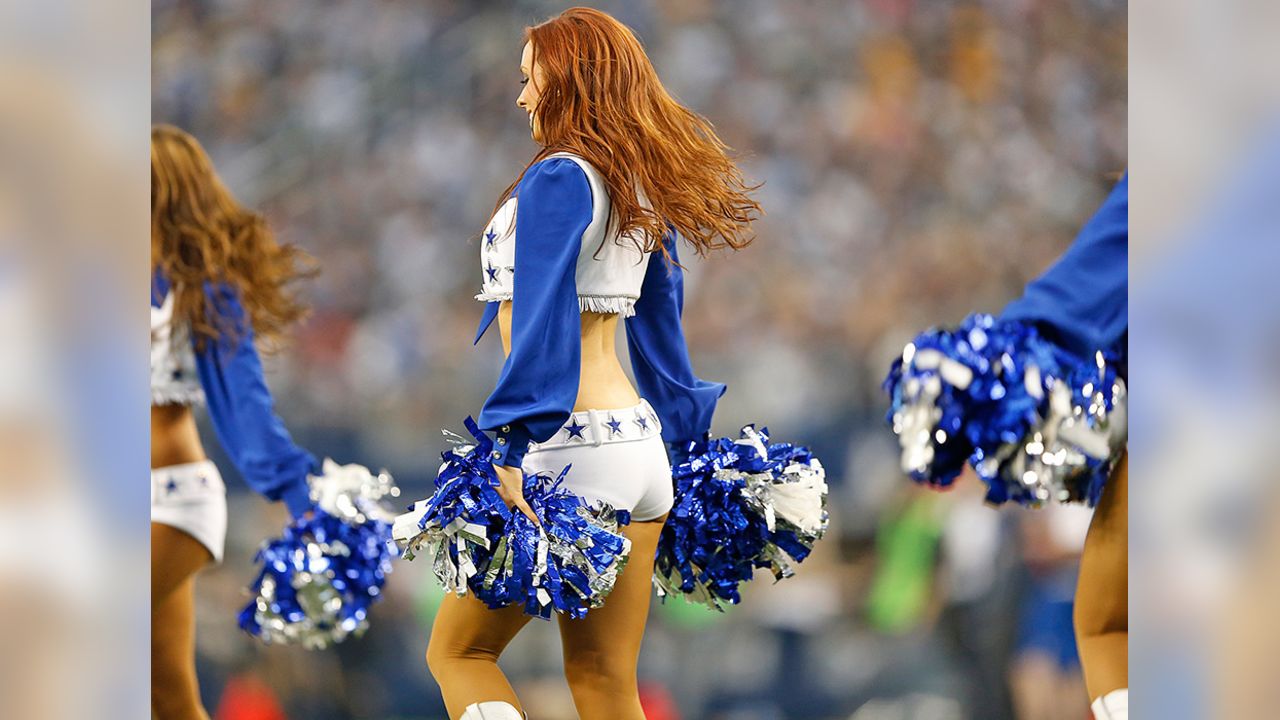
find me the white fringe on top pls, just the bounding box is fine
[474,293,637,318]
[151,385,206,407]
[578,295,637,317]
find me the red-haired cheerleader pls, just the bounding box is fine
[392,8,826,720]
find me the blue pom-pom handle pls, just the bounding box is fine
[393,418,633,620]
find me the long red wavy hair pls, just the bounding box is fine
[499,7,760,259]
[151,124,315,350]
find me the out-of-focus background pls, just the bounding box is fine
[149,1,1125,718]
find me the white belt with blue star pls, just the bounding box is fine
[150,462,225,503]
[526,399,663,453]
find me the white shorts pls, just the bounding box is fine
[522,399,673,522]
[151,460,227,563]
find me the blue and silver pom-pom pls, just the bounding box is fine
[884,313,1127,507]
[655,426,828,611]
[882,317,996,487]
[238,460,400,648]
[392,418,632,620]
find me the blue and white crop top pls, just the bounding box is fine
[472,154,726,467]
[477,152,650,316]
[151,291,205,406]
[151,273,317,516]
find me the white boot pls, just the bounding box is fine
[1091,688,1128,720]
[460,700,525,720]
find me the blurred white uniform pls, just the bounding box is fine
[150,292,227,561]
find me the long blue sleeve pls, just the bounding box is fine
[1001,173,1129,360]
[477,158,590,467]
[625,234,726,444]
[194,283,317,517]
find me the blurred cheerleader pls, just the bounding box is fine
[886,174,1129,719]
[1002,175,1128,719]
[420,8,759,720]
[150,125,319,719]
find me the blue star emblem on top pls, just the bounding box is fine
[166,478,179,494]
[605,415,624,437]
[485,229,498,248]
[633,411,649,431]
[485,263,500,282]
[564,418,587,440]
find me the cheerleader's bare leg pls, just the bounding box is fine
[151,454,226,720]
[426,399,673,719]
[1074,454,1128,717]
[428,592,534,718]
[151,522,213,720]
[558,513,666,720]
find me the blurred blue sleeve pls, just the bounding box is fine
[477,158,589,468]
[1001,173,1129,360]
[195,284,317,517]
[625,233,726,444]
[151,272,167,308]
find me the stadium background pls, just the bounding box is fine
[151,1,1126,718]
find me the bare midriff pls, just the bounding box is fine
[151,403,208,469]
[498,300,641,412]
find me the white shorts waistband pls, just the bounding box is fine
[528,399,662,453]
[151,460,225,504]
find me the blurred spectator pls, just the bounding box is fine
[1009,506,1092,720]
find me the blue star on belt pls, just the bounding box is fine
[633,411,649,431]
[485,229,498,248]
[166,478,179,494]
[605,415,624,437]
[485,263,499,282]
[564,418,587,440]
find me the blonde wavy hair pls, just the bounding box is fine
[151,124,315,349]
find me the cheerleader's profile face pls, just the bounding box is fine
[516,41,546,143]
[493,7,759,255]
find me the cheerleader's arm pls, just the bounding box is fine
[625,231,726,450]
[1001,173,1129,360]
[478,158,590,469]
[194,283,317,518]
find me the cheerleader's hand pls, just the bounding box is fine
[493,464,539,525]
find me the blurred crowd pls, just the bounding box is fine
[151,0,1125,718]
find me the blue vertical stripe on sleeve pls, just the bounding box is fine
[152,272,169,308]
[474,300,500,345]
[477,158,592,467]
